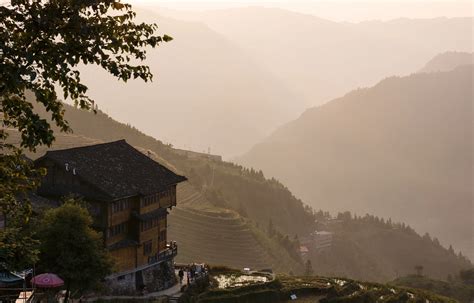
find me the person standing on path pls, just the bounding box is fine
[178,269,184,284]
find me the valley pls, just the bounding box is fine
[238,61,473,260]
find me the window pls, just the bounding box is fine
[112,199,131,214]
[159,190,170,200]
[159,230,166,243]
[143,240,152,255]
[141,220,151,231]
[109,222,127,237]
[141,194,160,208]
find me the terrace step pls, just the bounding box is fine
[168,185,272,270]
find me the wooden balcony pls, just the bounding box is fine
[147,242,178,265]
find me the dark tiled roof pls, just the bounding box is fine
[132,208,168,222]
[36,140,187,200]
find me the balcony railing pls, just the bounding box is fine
[148,242,178,265]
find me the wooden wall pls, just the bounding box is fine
[37,158,179,273]
[110,246,136,272]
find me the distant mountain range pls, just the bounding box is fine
[76,7,472,158]
[238,63,473,260]
[420,51,473,73]
[158,7,473,107]
[77,10,304,158]
[12,84,471,280]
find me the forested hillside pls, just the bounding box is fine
[15,87,471,280]
[309,212,472,282]
[391,269,474,303]
[21,99,317,238]
[238,66,473,260]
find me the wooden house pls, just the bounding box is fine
[35,140,187,285]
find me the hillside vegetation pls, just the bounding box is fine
[23,91,318,239]
[15,86,472,279]
[9,130,303,274]
[169,183,302,272]
[391,270,474,303]
[182,269,458,303]
[239,66,474,260]
[309,212,471,282]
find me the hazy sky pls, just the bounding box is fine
[129,0,473,21]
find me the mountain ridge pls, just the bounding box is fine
[156,6,473,107]
[9,91,470,280]
[238,65,473,260]
[77,10,305,158]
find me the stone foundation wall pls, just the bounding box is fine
[106,271,136,295]
[105,260,176,295]
[142,260,176,292]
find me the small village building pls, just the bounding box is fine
[300,231,334,255]
[34,140,187,294]
[312,231,333,251]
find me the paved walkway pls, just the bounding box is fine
[143,270,188,298]
[84,270,187,301]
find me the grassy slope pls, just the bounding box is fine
[169,183,301,272]
[16,94,471,280]
[190,272,458,303]
[391,275,474,303]
[238,66,473,261]
[308,215,472,282]
[27,95,317,239]
[8,109,303,274]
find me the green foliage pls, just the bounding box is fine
[187,160,317,237]
[0,145,44,270]
[414,265,424,277]
[459,269,474,285]
[267,219,276,238]
[0,224,39,271]
[20,101,472,281]
[38,200,113,298]
[16,99,319,241]
[0,0,170,150]
[0,146,43,222]
[308,212,472,282]
[392,273,474,303]
[183,272,456,303]
[0,0,164,276]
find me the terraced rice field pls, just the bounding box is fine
[8,130,276,272]
[169,183,272,270]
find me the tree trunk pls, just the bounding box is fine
[64,281,70,303]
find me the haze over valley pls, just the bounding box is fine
[78,7,472,157]
[239,57,473,260]
[3,1,473,301]
[74,6,473,261]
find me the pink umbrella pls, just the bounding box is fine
[31,273,64,288]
